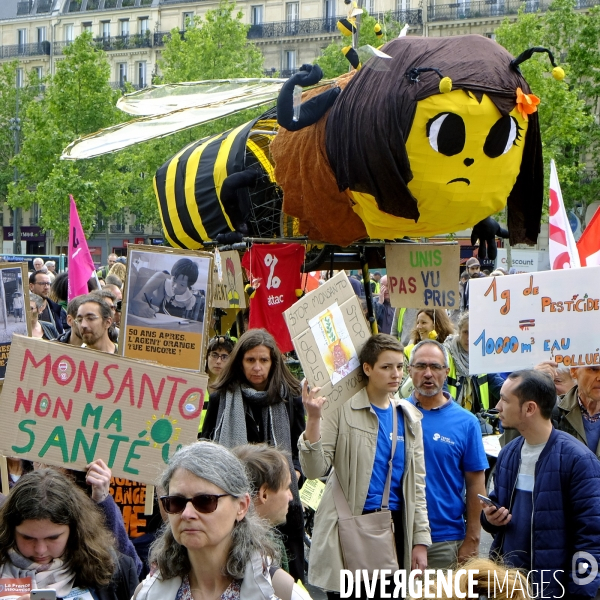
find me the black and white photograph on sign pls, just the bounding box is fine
[125,249,210,334]
[0,263,30,380]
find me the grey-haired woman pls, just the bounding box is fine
[134,441,281,600]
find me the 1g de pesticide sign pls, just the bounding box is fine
[469,267,600,374]
[0,336,207,484]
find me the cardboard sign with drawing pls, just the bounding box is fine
[211,250,246,310]
[284,272,371,416]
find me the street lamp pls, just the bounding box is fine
[9,80,21,255]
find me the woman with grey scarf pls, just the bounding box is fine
[201,328,306,583]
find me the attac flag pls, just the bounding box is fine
[68,195,96,300]
[548,160,581,270]
[242,243,305,352]
[577,206,600,267]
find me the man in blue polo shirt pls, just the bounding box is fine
[408,339,488,569]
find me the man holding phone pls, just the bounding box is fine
[482,370,600,599]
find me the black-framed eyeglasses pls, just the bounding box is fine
[209,352,230,362]
[160,493,231,514]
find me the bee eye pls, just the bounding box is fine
[426,112,466,156]
[484,115,522,158]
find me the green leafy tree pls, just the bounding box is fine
[316,12,405,78]
[0,63,39,206]
[159,0,264,83]
[495,0,600,211]
[9,32,125,244]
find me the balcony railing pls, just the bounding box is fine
[93,33,152,51]
[248,17,340,39]
[110,224,126,234]
[64,0,153,11]
[427,0,546,20]
[129,224,145,234]
[1,43,50,59]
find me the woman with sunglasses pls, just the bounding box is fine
[0,468,138,600]
[200,329,306,583]
[135,441,280,600]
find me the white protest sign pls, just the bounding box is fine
[469,266,600,374]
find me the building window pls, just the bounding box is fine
[16,68,24,88]
[138,61,146,88]
[37,27,46,43]
[251,5,263,24]
[286,2,299,33]
[34,66,43,79]
[183,12,194,28]
[120,20,129,37]
[286,2,299,20]
[118,62,128,86]
[139,17,149,34]
[31,203,40,225]
[82,21,92,33]
[65,24,74,42]
[284,49,296,71]
[102,21,111,39]
[17,29,27,50]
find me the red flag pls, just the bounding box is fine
[68,195,96,300]
[577,207,600,267]
[242,244,305,352]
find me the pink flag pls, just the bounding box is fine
[548,160,580,270]
[68,195,96,301]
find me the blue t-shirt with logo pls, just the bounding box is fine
[410,393,489,542]
[364,404,405,511]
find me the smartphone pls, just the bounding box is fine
[31,591,57,600]
[477,494,501,510]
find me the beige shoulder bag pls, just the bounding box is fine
[332,405,400,575]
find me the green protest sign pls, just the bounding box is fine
[0,336,207,484]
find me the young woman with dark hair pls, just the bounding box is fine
[200,328,306,582]
[0,468,138,600]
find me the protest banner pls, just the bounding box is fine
[211,250,246,310]
[385,243,460,309]
[0,336,208,484]
[284,272,370,416]
[469,266,600,374]
[120,245,212,371]
[109,477,162,537]
[0,263,30,380]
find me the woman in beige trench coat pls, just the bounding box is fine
[299,334,431,597]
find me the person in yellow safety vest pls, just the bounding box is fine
[370,272,382,295]
[443,312,504,414]
[400,309,456,397]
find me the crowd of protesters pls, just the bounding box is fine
[1,256,599,600]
